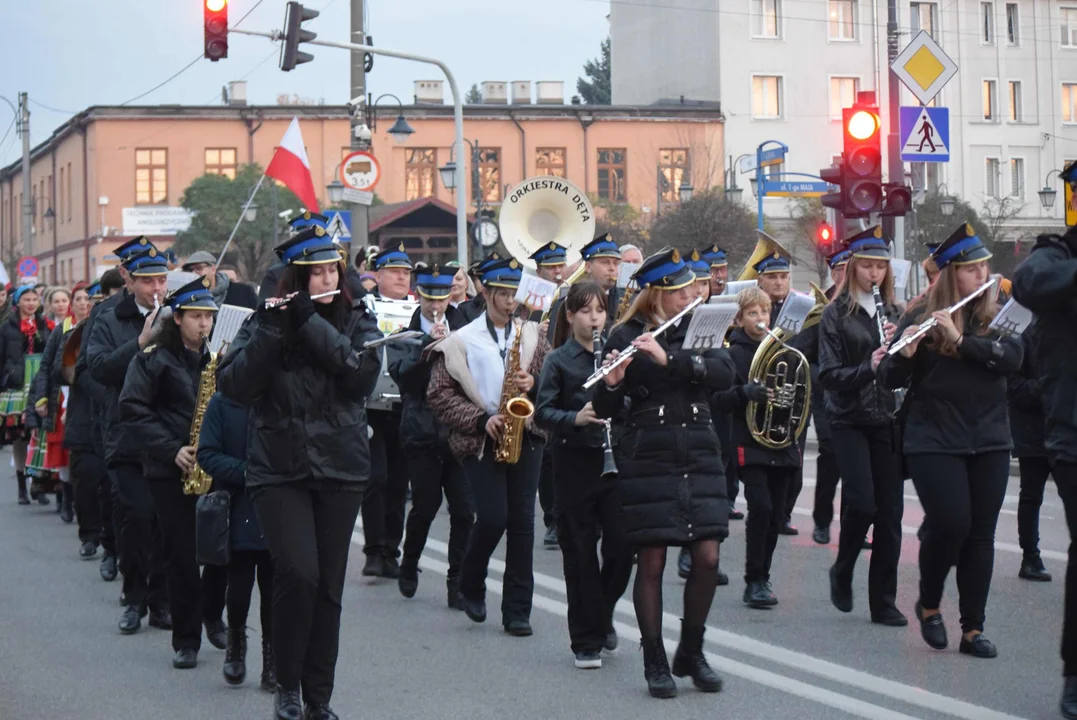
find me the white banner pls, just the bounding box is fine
[122,206,194,236]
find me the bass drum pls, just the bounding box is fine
[365,296,420,413]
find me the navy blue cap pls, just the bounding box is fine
[372,243,413,271]
[414,263,454,300]
[167,276,219,312]
[633,248,695,291]
[701,244,727,268]
[580,233,621,261]
[289,211,329,233]
[481,258,523,289]
[469,251,501,278]
[529,242,568,267]
[827,247,851,269]
[123,248,169,277]
[86,282,104,300]
[1062,161,1077,186]
[275,225,341,266]
[932,223,993,271]
[753,251,791,275]
[844,225,892,260]
[688,249,710,281]
[114,236,155,261]
[925,242,941,255]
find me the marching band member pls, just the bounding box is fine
[118,277,219,669]
[446,260,469,308]
[553,234,621,335]
[594,248,733,698]
[878,224,1022,659]
[1011,207,1077,716]
[218,225,381,720]
[703,245,729,297]
[817,227,906,626]
[531,242,569,284]
[389,263,473,608]
[258,212,330,304]
[3,285,51,504]
[688,250,712,302]
[457,256,493,323]
[427,258,548,637]
[536,281,632,669]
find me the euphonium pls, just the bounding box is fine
[746,323,811,450]
[182,339,217,496]
[494,318,535,464]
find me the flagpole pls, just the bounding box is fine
[215,172,267,271]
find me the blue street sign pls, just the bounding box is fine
[17,256,38,278]
[761,180,832,198]
[899,106,950,163]
[325,210,352,239]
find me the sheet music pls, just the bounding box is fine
[167,270,199,294]
[682,304,739,351]
[709,295,740,305]
[514,274,558,312]
[371,298,420,336]
[890,258,912,290]
[209,304,254,354]
[989,297,1032,337]
[617,261,641,289]
[723,280,758,296]
[773,292,815,336]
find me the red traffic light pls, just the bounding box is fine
[206,0,226,11]
[847,110,879,140]
[204,0,228,61]
[818,224,833,244]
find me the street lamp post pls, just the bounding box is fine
[1038,169,1062,211]
[439,139,485,260]
[935,183,955,217]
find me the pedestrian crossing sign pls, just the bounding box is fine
[325,211,352,239]
[899,106,949,163]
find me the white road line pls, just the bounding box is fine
[352,525,1031,720]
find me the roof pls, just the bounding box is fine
[369,197,476,233]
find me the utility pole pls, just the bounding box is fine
[887,0,905,262]
[18,92,31,259]
[349,0,370,257]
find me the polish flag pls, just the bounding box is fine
[266,118,320,213]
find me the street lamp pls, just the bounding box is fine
[725,185,743,204]
[749,177,759,197]
[678,179,694,203]
[244,201,258,222]
[366,93,415,144]
[934,183,955,217]
[327,179,345,206]
[438,161,458,192]
[1038,169,1062,211]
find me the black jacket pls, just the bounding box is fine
[818,293,900,428]
[72,291,124,453]
[27,318,69,432]
[197,393,266,551]
[877,303,1022,456]
[389,305,465,451]
[221,278,258,310]
[118,340,203,480]
[457,295,486,324]
[218,302,382,489]
[86,294,151,464]
[536,337,607,449]
[1007,326,1046,458]
[257,263,285,304]
[0,313,50,391]
[714,328,802,468]
[1012,229,1077,464]
[593,314,735,546]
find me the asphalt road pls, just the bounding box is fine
[0,446,1069,720]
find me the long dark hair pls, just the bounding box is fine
[277,262,353,329]
[552,281,607,348]
[156,310,187,354]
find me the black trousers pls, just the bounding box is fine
[71,450,106,545]
[110,462,166,610]
[361,410,408,559]
[202,562,228,624]
[227,549,273,634]
[811,438,842,529]
[254,484,362,706]
[908,452,1009,633]
[538,444,558,529]
[1017,456,1051,555]
[783,431,809,522]
[742,465,795,583]
[98,458,116,555]
[554,446,632,653]
[1054,462,1077,676]
[830,425,903,613]
[147,478,202,652]
[401,443,473,582]
[459,437,543,623]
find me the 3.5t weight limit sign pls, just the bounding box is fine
[340,151,381,192]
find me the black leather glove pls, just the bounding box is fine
[290,291,315,328]
[258,300,287,329]
[744,382,768,403]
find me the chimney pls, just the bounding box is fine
[511,81,532,105]
[414,80,444,104]
[536,81,565,105]
[482,81,508,104]
[227,81,248,106]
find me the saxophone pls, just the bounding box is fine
[182,339,217,496]
[493,318,535,464]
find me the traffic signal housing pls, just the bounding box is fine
[817,222,835,255]
[842,104,883,217]
[204,0,228,61]
[281,2,320,71]
[881,184,913,217]
[820,160,846,215]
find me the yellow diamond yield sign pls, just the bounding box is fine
[891,30,958,105]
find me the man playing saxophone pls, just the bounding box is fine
[118,277,219,670]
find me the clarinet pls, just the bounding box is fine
[871,283,901,403]
[592,328,619,478]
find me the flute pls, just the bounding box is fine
[264,290,340,310]
[886,277,997,356]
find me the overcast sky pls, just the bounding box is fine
[0,0,610,167]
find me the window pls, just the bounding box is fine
[830,76,859,119]
[752,0,780,38]
[1065,83,1077,123]
[597,148,627,203]
[1006,3,1019,44]
[1010,158,1025,199]
[535,148,566,177]
[909,162,942,192]
[983,79,998,121]
[477,148,501,203]
[752,75,783,118]
[828,0,856,40]
[911,2,938,37]
[404,148,437,201]
[1008,81,1022,121]
[135,148,168,205]
[58,166,64,223]
[981,2,994,44]
[66,162,72,221]
[204,148,237,179]
[1063,8,1077,47]
[985,157,1002,198]
[659,149,690,203]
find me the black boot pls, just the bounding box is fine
[99,551,118,582]
[1061,676,1077,720]
[59,482,74,523]
[260,637,277,692]
[446,578,463,610]
[641,638,677,698]
[398,562,419,598]
[274,686,303,720]
[223,627,247,685]
[16,471,29,505]
[1018,553,1052,581]
[671,620,723,692]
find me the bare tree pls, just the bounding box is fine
[650,189,757,267]
[787,197,829,283]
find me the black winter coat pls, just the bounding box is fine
[877,303,1022,456]
[1007,326,1046,458]
[27,318,67,432]
[818,293,900,428]
[86,294,151,464]
[389,305,465,451]
[456,295,486,324]
[119,340,203,480]
[1012,229,1077,464]
[714,328,802,468]
[72,292,124,453]
[197,393,266,551]
[536,337,607,449]
[0,313,50,391]
[218,302,382,489]
[257,263,285,304]
[593,314,735,546]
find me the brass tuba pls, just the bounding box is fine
[737,231,795,281]
[494,317,535,464]
[801,282,830,331]
[182,339,217,496]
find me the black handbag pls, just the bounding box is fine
[195,490,231,566]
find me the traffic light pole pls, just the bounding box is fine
[231,27,469,269]
[887,0,905,262]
